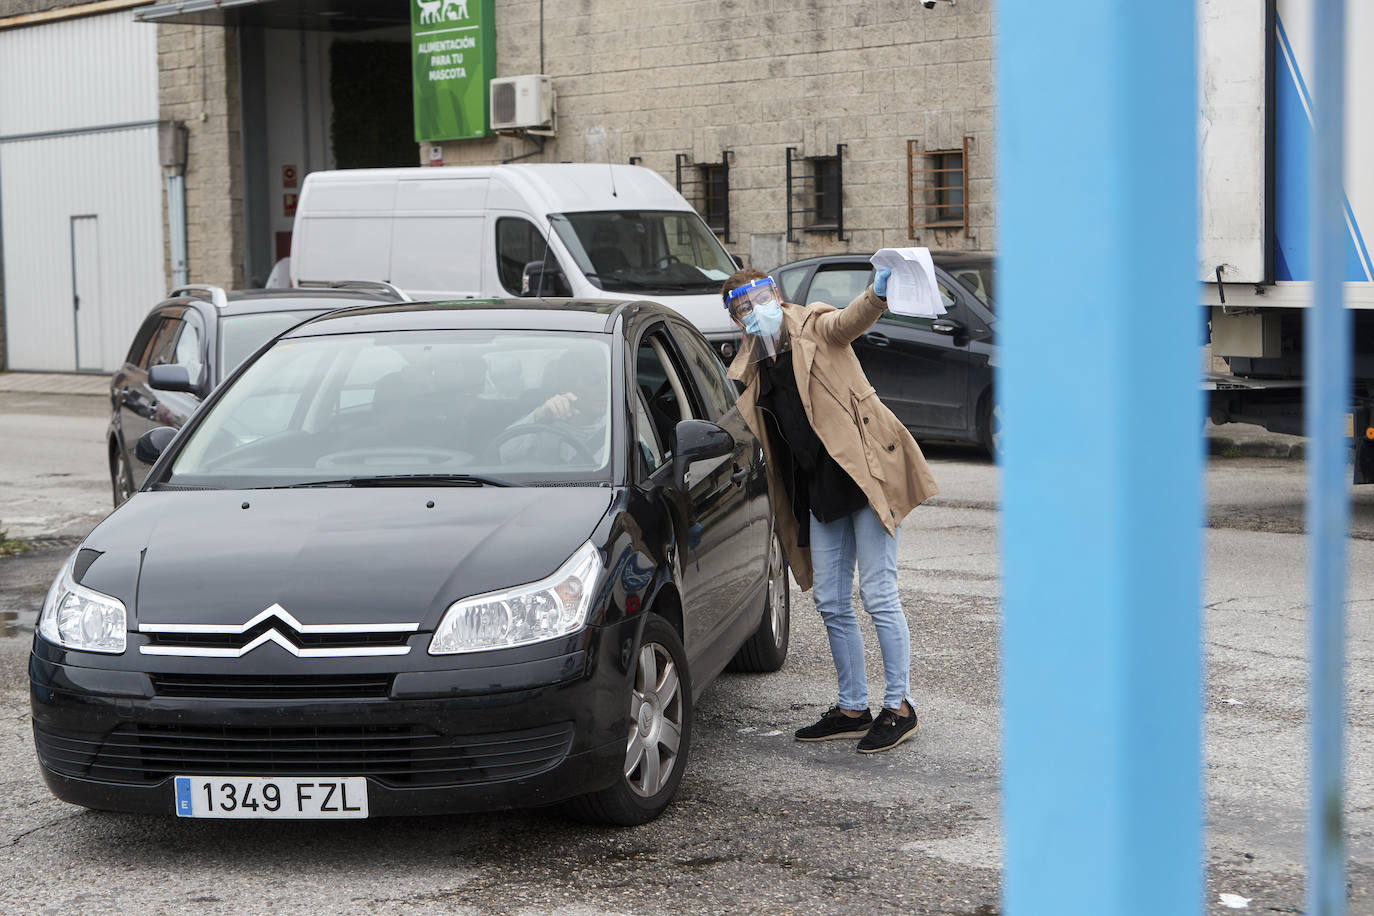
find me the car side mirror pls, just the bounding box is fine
[522,260,571,298]
[148,363,195,393]
[134,426,178,465]
[671,419,734,490]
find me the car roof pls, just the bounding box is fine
[772,250,995,272]
[157,288,399,318]
[217,290,398,317]
[280,298,677,338]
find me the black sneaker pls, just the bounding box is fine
[856,706,919,753]
[794,706,873,742]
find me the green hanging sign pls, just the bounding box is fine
[411,0,495,142]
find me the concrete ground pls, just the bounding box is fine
[0,375,1370,915]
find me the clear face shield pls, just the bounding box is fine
[725,277,790,362]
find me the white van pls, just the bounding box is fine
[289,163,741,353]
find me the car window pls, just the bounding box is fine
[774,266,810,304]
[173,311,205,387]
[673,325,735,420]
[881,280,960,329]
[219,310,323,380]
[147,317,184,369]
[495,217,549,295]
[168,330,614,488]
[633,391,666,476]
[127,316,164,369]
[635,326,697,458]
[806,266,871,308]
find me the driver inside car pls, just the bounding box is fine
[499,347,611,467]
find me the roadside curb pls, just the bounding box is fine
[0,372,109,397]
[1206,436,1306,460]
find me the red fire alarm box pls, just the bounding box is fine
[283,193,298,217]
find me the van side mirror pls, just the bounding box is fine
[522,261,571,298]
[730,253,744,269]
[671,419,734,490]
[134,426,178,465]
[148,364,195,393]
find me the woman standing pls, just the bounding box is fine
[723,268,938,753]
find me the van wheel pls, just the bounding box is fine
[565,614,692,826]
[728,529,789,673]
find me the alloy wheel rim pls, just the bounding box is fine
[624,641,682,798]
[768,534,787,648]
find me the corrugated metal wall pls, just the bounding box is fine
[0,10,163,373]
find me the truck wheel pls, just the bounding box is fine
[728,529,790,673]
[565,613,692,826]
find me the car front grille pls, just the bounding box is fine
[149,672,394,700]
[34,721,575,788]
[142,631,413,651]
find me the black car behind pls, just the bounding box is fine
[108,282,409,506]
[771,252,999,456]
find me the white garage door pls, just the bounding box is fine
[0,10,164,373]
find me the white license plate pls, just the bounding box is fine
[174,776,368,819]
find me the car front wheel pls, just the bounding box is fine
[566,613,692,826]
[978,395,1003,461]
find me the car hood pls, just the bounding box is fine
[79,487,614,630]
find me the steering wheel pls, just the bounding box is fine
[653,254,682,270]
[315,447,464,470]
[480,423,597,464]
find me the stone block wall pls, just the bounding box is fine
[157,22,244,290]
[431,0,996,269]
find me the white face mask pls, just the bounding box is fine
[726,277,789,361]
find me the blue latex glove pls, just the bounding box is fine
[873,267,891,297]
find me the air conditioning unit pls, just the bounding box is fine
[489,75,555,132]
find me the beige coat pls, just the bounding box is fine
[726,286,940,591]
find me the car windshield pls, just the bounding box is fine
[549,210,736,296]
[219,310,324,379]
[938,257,996,310]
[168,329,614,488]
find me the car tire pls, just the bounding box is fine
[565,613,692,826]
[727,529,790,673]
[977,393,1004,461]
[110,440,135,507]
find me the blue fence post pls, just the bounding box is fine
[996,2,1203,914]
[1306,1,1349,913]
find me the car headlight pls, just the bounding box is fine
[36,551,127,654]
[430,541,603,654]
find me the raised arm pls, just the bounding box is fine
[813,285,888,347]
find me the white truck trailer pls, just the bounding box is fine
[1201,0,1374,482]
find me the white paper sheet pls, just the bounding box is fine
[870,247,946,318]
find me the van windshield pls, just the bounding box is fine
[549,210,736,296]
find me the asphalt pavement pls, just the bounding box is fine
[0,376,1371,915]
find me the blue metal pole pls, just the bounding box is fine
[996,2,1203,914]
[1306,1,1348,913]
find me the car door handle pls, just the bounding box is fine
[862,332,890,348]
[730,465,748,486]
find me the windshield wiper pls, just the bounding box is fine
[274,473,517,489]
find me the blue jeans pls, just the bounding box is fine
[809,507,911,711]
